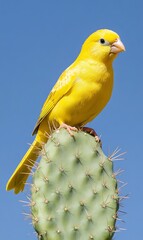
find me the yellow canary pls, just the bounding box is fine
[6,29,125,193]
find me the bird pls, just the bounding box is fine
[6,29,125,194]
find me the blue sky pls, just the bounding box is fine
[1,1,143,239]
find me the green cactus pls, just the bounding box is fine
[31,128,119,240]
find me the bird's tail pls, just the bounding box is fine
[6,139,42,194]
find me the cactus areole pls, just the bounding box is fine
[31,128,119,240]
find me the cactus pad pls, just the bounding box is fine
[31,128,119,240]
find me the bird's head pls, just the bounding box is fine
[80,29,125,64]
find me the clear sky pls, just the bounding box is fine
[1,1,142,239]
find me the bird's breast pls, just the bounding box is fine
[49,64,113,126]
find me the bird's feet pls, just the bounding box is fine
[59,123,78,136]
[59,124,102,147]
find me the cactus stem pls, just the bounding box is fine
[30,129,121,240]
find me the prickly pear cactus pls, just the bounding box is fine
[31,128,119,240]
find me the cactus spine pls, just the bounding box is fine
[31,128,119,240]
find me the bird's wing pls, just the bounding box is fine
[32,69,76,135]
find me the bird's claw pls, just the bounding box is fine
[59,123,78,136]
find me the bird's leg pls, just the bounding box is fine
[80,126,102,146]
[59,123,78,136]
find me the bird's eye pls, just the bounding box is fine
[99,38,109,46]
[100,38,105,44]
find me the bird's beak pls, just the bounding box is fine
[110,38,125,54]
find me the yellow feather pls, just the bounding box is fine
[6,29,125,193]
